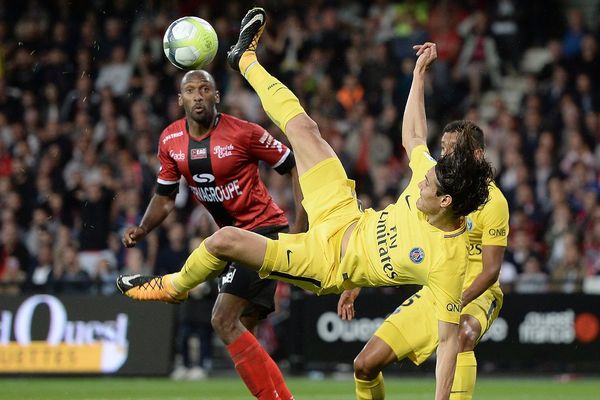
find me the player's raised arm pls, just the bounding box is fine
[401,43,437,160]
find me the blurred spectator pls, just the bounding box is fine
[0,220,29,293]
[489,0,521,73]
[514,256,549,294]
[455,10,502,102]
[550,232,585,293]
[155,222,190,275]
[95,45,133,97]
[584,208,600,276]
[24,242,54,293]
[562,9,587,59]
[94,256,118,296]
[71,170,116,277]
[121,247,151,276]
[54,243,92,294]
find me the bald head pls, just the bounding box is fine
[178,69,220,132]
[180,70,216,91]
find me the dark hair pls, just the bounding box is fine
[435,132,493,218]
[442,120,484,150]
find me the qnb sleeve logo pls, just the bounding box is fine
[0,295,129,373]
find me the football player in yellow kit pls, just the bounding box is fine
[338,47,509,400]
[117,11,493,400]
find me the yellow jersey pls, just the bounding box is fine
[464,181,509,298]
[341,145,469,324]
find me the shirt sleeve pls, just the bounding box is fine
[156,138,181,194]
[480,190,510,247]
[428,245,467,324]
[407,145,437,189]
[247,124,294,175]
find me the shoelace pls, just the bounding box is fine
[139,277,163,291]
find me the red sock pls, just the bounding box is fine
[227,331,279,400]
[260,347,294,400]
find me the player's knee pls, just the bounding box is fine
[353,354,379,380]
[286,115,321,140]
[210,307,237,336]
[205,227,240,258]
[457,325,478,352]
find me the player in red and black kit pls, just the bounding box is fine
[122,70,304,400]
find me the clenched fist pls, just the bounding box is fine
[122,226,148,248]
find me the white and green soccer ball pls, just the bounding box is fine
[163,16,218,70]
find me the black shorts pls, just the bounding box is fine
[218,225,288,319]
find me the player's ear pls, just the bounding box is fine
[440,194,452,209]
[215,90,220,104]
[177,93,183,106]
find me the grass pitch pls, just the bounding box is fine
[1,376,599,400]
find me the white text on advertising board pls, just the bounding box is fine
[317,312,384,343]
[0,295,129,373]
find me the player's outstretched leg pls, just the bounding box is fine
[118,227,269,302]
[227,7,337,177]
[116,273,188,303]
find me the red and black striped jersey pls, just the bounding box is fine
[156,113,294,230]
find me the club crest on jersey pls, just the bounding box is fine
[466,218,473,232]
[214,144,234,159]
[409,247,425,264]
[191,148,207,160]
[169,150,185,161]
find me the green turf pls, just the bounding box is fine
[1,376,599,400]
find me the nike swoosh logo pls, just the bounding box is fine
[240,14,264,36]
[121,274,141,287]
[286,249,293,267]
[405,194,412,210]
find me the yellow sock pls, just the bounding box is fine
[355,372,385,400]
[240,53,305,133]
[171,241,227,292]
[450,351,477,400]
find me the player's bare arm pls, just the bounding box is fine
[436,320,460,400]
[122,192,177,248]
[461,245,505,306]
[401,42,437,160]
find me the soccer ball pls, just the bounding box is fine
[163,16,218,70]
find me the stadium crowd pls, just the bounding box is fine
[0,0,599,303]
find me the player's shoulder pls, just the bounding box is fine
[219,113,260,131]
[478,180,509,218]
[159,118,186,144]
[410,144,435,162]
[486,181,509,208]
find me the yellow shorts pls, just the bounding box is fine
[374,289,438,365]
[374,287,503,365]
[260,158,362,294]
[462,288,503,338]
